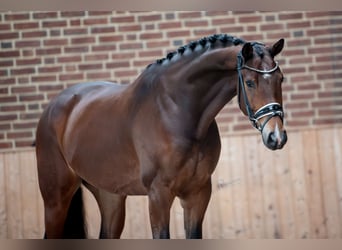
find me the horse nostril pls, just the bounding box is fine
[267,132,277,148]
[282,130,288,145]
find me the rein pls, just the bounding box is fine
[236,52,284,132]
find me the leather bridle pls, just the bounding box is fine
[236,51,284,132]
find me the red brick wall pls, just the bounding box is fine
[0,11,342,151]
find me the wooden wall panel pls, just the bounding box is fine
[1,126,342,239]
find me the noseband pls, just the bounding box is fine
[237,52,284,132]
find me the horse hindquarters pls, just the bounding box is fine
[36,118,86,238]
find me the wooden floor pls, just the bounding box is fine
[1,126,342,238]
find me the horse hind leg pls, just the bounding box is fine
[83,182,127,239]
[36,134,85,238]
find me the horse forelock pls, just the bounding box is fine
[146,34,246,69]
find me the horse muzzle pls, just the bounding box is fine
[261,118,287,150]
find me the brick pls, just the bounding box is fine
[86,72,111,79]
[106,62,130,69]
[57,55,82,63]
[42,20,67,28]
[36,48,61,56]
[118,25,142,32]
[239,16,262,23]
[178,11,202,19]
[31,75,57,82]
[84,54,109,61]
[140,32,163,40]
[0,32,19,39]
[63,28,88,36]
[7,131,33,139]
[89,11,112,16]
[260,23,284,31]
[279,12,303,20]
[0,105,26,112]
[158,21,182,29]
[119,43,143,50]
[20,112,42,120]
[78,63,103,71]
[185,20,209,27]
[44,39,68,46]
[10,67,35,75]
[19,94,45,102]
[211,17,235,26]
[0,60,13,67]
[71,37,96,44]
[5,13,30,20]
[139,50,163,58]
[11,86,37,94]
[13,22,39,29]
[15,40,41,48]
[91,27,115,34]
[112,52,135,60]
[167,30,191,38]
[64,46,89,53]
[146,41,170,48]
[61,11,85,17]
[0,142,13,150]
[0,114,17,121]
[220,26,244,34]
[92,44,117,52]
[22,31,47,38]
[59,73,84,81]
[15,140,35,148]
[111,16,135,23]
[194,28,217,36]
[0,24,11,30]
[287,21,311,29]
[83,18,108,25]
[114,70,138,78]
[32,12,58,19]
[38,66,63,73]
[99,35,124,42]
[0,96,17,103]
[138,14,162,22]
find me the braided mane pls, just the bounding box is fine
[147,34,246,68]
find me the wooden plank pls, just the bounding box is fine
[288,131,310,238]
[302,129,327,238]
[242,134,265,238]
[82,185,100,239]
[259,138,282,238]
[0,153,8,238]
[333,127,342,237]
[272,137,296,238]
[170,197,185,239]
[229,136,250,238]
[4,152,23,238]
[213,137,236,238]
[318,128,341,238]
[122,196,151,239]
[203,157,223,239]
[18,151,41,238]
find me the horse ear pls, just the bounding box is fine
[241,42,253,61]
[270,38,284,57]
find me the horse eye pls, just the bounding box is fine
[245,80,255,88]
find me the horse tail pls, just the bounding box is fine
[63,187,87,238]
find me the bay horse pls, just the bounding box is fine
[35,34,287,239]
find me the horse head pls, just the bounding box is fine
[237,39,287,150]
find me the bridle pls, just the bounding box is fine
[237,50,284,132]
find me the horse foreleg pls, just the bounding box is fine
[83,183,127,239]
[180,179,212,239]
[148,182,175,239]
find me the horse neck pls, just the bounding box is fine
[148,46,241,140]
